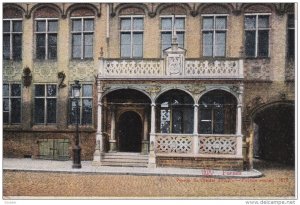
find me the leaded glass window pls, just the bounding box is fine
[70,84,93,125]
[199,90,236,134]
[161,16,185,54]
[244,14,270,57]
[35,19,58,59]
[34,84,57,124]
[71,17,94,59]
[3,83,21,124]
[120,16,144,58]
[202,15,227,57]
[157,90,193,134]
[3,19,22,60]
[287,14,295,59]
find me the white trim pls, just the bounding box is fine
[201,14,229,17]
[34,18,59,20]
[245,13,271,16]
[70,16,95,19]
[119,15,145,18]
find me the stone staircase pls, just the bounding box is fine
[101,152,149,167]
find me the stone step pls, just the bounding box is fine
[101,162,148,167]
[103,155,149,160]
[104,152,148,156]
[102,158,148,163]
[101,152,149,167]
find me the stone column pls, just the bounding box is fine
[236,104,242,135]
[109,106,117,152]
[93,80,103,163]
[148,103,156,168]
[236,83,244,136]
[236,84,244,158]
[193,104,199,155]
[142,109,149,154]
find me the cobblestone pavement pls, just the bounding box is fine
[3,160,295,199]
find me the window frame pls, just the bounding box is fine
[69,83,93,125]
[70,16,95,60]
[119,15,144,58]
[287,13,295,59]
[160,15,186,56]
[3,82,22,125]
[201,14,228,57]
[244,13,271,58]
[3,18,23,60]
[34,18,59,60]
[34,83,57,125]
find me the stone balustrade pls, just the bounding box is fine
[155,133,242,157]
[99,58,244,79]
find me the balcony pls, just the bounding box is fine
[98,58,244,80]
[98,44,243,80]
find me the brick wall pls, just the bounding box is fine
[3,131,96,160]
[156,156,244,171]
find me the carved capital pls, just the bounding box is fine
[185,84,206,94]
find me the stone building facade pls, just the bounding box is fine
[3,3,295,170]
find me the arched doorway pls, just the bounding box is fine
[118,111,142,152]
[253,103,295,165]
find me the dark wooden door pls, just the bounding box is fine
[118,111,142,152]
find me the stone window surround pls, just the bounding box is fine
[34,17,59,60]
[244,13,271,58]
[33,83,57,125]
[69,83,94,125]
[70,16,95,60]
[3,18,23,60]
[160,15,186,56]
[201,14,228,57]
[3,82,22,125]
[119,15,145,58]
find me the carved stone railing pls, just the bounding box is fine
[185,59,242,78]
[99,58,243,79]
[199,134,237,155]
[155,134,242,157]
[155,134,193,154]
[101,59,164,77]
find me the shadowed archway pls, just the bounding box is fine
[253,103,295,165]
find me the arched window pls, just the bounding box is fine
[199,90,236,134]
[3,6,23,60]
[119,8,144,58]
[157,90,193,134]
[34,6,59,59]
[70,7,95,59]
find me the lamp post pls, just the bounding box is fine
[72,80,82,169]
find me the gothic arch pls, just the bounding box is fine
[66,3,100,18]
[249,100,294,122]
[197,87,239,104]
[114,3,149,16]
[241,3,276,13]
[30,3,62,18]
[155,88,195,104]
[155,3,192,16]
[101,87,152,102]
[3,3,26,18]
[197,3,234,14]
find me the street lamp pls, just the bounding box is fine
[72,80,82,169]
